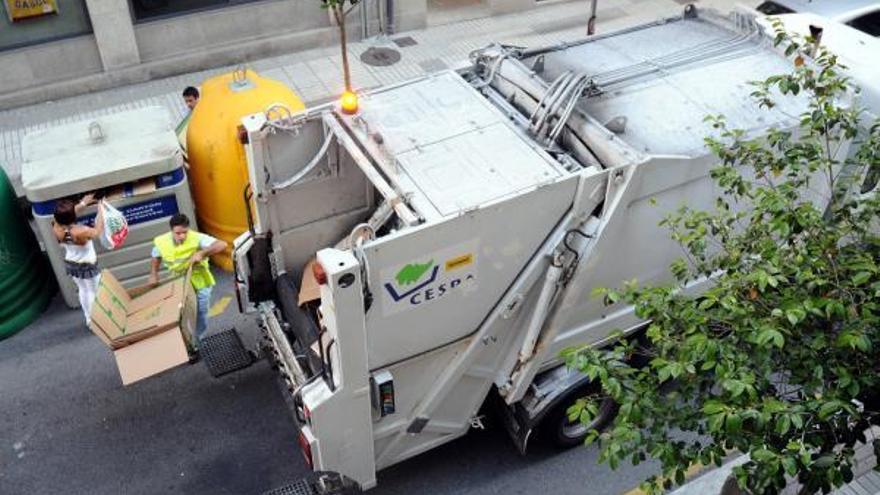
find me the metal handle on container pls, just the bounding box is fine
[88,122,105,143]
[232,65,248,84]
[265,103,293,124]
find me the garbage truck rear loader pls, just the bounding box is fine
[234,7,835,491]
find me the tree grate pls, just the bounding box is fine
[201,328,253,377]
[391,36,417,48]
[360,47,402,67]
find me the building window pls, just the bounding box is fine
[130,0,263,22]
[0,0,92,51]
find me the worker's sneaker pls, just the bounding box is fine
[188,350,200,365]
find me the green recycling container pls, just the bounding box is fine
[0,167,54,339]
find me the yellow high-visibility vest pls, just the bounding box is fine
[153,231,216,290]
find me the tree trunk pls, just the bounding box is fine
[720,475,745,495]
[335,5,352,92]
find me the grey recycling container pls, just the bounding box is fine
[21,106,197,308]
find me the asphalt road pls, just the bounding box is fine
[1,274,658,495]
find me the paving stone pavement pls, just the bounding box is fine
[0,0,756,195]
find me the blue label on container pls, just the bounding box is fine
[80,195,179,227]
[156,168,185,189]
[30,167,186,217]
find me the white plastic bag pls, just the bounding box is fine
[100,201,129,250]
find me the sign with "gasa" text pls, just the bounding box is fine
[5,0,58,22]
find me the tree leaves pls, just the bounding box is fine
[817,400,843,421]
[852,271,872,286]
[775,414,791,436]
[561,24,880,495]
[722,379,748,398]
[784,308,805,326]
[757,328,785,348]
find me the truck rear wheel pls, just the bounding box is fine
[542,387,617,449]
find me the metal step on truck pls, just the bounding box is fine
[231,5,847,493]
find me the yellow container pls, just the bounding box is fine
[187,69,305,271]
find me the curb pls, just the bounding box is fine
[662,427,880,495]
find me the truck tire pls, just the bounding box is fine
[542,386,617,449]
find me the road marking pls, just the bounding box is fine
[208,296,232,318]
[621,462,705,495]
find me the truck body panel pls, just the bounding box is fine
[236,7,859,490]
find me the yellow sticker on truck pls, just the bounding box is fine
[444,254,473,271]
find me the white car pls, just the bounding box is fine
[756,0,880,36]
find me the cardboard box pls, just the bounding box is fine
[298,259,321,307]
[90,270,196,385]
[103,177,158,201]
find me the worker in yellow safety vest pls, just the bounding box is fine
[149,213,226,349]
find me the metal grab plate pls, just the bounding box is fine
[262,480,315,495]
[201,328,254,377]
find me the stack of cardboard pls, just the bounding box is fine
[89,270,197,385]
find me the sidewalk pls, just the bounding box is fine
[669,429,880,495]
[0,0,754,196]
[671,464,880,495]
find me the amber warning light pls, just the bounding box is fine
[340,90,359,114]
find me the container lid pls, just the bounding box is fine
[21,106,183,202]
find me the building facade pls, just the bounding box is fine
[0,0,546,108]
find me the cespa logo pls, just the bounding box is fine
[382,245,478,315]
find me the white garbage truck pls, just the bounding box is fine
[231,6,858,493]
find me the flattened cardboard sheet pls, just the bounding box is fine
[91,275,130,342]
[179,283,197,349]
[88,270,197,384]
[114,328,189,385]
[128,279,179,314]
[90,270,186,343]
[127,297,181,335]
[104,177,158,202]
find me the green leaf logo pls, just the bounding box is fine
[395,260,434,286]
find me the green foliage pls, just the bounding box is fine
[320,0,359,9]
[319,0,360,21]
[565,22,880,495]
